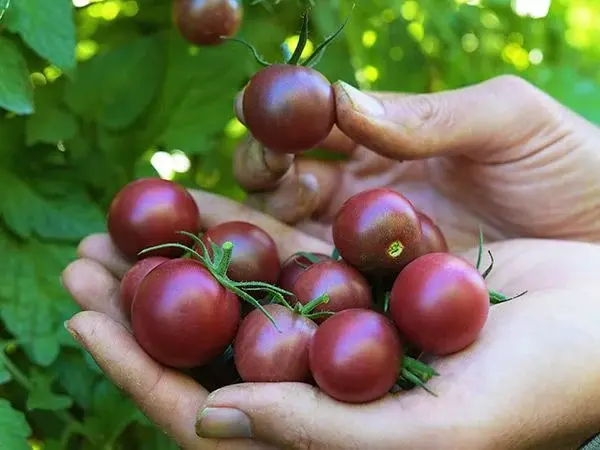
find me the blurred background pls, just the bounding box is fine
[0,0,599,448]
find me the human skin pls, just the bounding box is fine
[62,75,600,450]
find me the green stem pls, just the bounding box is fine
[476,225,484,270]
[299,293,329,315]
[287,9,311,65]
[303,6,354,68]
[216,241,234,275]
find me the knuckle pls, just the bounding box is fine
[490,74,542,101]
[407,94,456,132]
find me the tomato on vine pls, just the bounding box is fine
[172,0,243,46]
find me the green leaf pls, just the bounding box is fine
[26,83,78,145]
[0,37,34,115]
[0,399,31,450]
[147,32,252,153]
[64,34,165,131]
[0,168,105,240]
[0,232,80,365]
[83,380,144,445]
[26,368,73,411]
[51,349,100,409]
[4,0,76,70]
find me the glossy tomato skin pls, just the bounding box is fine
[309,308,402,403]
[417,212,449,255]
[291,260,373,322]
[389,252,489,356]
[243,64,335,154]
[119,257,169,317]
[278,252,331,293]
[107,178,200,261]
[197,221,281,284]
[234,304,318,382]
[332,188,422,274]
[131,258,240,368]
[173,0,243,46]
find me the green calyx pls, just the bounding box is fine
[222,5,354,69]
[138,231,294,331]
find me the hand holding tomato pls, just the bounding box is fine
[234,75,600,251]
[62,184,600,449]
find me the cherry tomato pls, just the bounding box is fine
[309,308,402,403]
[131,258,240,368]
[243,64,335,153]
[332,188,422,274]
[278,252,330,292]
[291,260,373,322]
[389,252,489,356]
[197,221,281,284]
[188,346,241,391]
[234,304,318,382]
[417,212,449,255]
[119,257,169,317]
[107,178,200,261]
[172,0,243,46]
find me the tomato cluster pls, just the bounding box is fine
[106,177,521,405]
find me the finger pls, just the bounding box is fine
[333,75,566,163]
[65,311,270,450]
[62,258,128,327]
[77,233,132,279]
[196,382,404,449]
[188,190,332,259]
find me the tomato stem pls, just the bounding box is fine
[489,289,528,304]
[387,240,404,259]
[222,37,271,67]
[331,247,341,261]
[302,6,354,68]
[139,235,293,331]
[481,250,495,279]
[475,225,484,270]
[299,293,330,315]
[287,9,311,65]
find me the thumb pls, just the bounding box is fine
[333,76,569,164]
[195,382,396,450]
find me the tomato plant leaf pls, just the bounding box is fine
[0,169,104,240]
[64,34,165,131]
[26,368,73,411]
[51,350,100,409]
[82,380,145,445]
[0,399,31,450]
[0,232,79,366]
[0,38,34,115]
[3,0,76,70]
[26,84,78,145]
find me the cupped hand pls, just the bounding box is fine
[233,75,600,250]
[62,189,600,450]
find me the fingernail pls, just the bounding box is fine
[63,320,81,343]
[196,407,253,439]
[335,80,385,117]
[234,90,245,124]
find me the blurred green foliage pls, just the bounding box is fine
[0,0,599,447]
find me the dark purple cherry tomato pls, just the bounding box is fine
[278,252,331,293]
[131,258,240,368]
[188,346,241,391]
[243,64,335,154]
[417,212,448,255]
[234,304,318,382]
[332,188,422,274]
[197,221,281,284]
[389,252,489,356]
[172,0,243,46]
[119,256,169,317]
[309,308,403,403]
[291,260,373,322]
[107,178,200,261]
